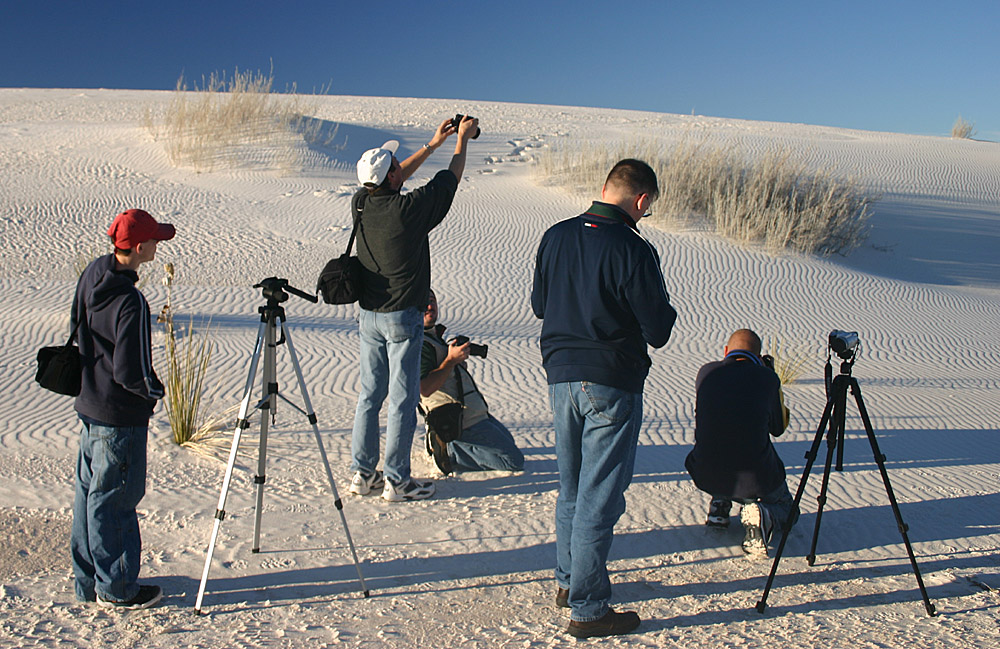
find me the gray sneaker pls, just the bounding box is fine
[740,502,774,558]
[96,584,162,610]
[349,470,384,496]
[382,478,435,502]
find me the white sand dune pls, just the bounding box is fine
[1,88,998,647]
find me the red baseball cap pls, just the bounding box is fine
[107,209,176,249]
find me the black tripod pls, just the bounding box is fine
[756,341,936,617]
[195,278,369,613]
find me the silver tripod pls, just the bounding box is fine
[194,278,369,613]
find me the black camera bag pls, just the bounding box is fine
[317,254,362,305]
[317,195,365,305]
[424,401,464,444]
[36,319,82,396]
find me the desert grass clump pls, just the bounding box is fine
[763,336,814,386]
[149,67,337,172]
[534,138,876,256]
[951,115,976,139]
[158,262,222,452]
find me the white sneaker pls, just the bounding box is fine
[349,470,384,496]
[382,478,435,502]
[740,502,774,558]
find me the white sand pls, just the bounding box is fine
[1,88,998,647]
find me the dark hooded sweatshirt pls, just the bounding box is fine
[71,254,163,426]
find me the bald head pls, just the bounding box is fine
[725,329,762,356]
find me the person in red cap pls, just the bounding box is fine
[69,209,175,609]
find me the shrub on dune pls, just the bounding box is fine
[147,67,338,172]
[534,139,876,256]
[951,115,976,139]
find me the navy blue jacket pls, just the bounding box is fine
[72,254,164,426]
[685,353,789,498]
[531,202,677,393]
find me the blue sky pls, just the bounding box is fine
[2,0,997,139]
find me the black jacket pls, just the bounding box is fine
[685,353,789,498]
[531,202,676,393]
[72,254,163,426]
[353,169,458,312]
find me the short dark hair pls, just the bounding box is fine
[605,159,659,200]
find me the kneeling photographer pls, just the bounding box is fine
[419,289,524,475]
[685,328,799,558]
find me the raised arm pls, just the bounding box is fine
[399,118,456,182]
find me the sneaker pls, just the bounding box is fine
[382,478,435,502]
[707,498,732,528]
[555,587,569,608]
[96,584,162,610]
[427,429,453,475]
[740,502,774,558]
[349,470,384,496]
[567,609,640,638]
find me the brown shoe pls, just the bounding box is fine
[567,608,640,638]
[556,587,569,608]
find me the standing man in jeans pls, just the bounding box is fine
[348,115,479,502]
[531,159,677,638]
[72,208,175,609]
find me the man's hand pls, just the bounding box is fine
[445,339,471,366]
[457,115,479,142]
[429,118,456,150]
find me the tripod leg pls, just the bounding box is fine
[757,393,836,613]
[251,315,278,553]
[851,379,937,616]
[807,376,847,566]
[195,322,266,614]
[282,323,370,597]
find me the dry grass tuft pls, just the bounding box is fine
[534,138,876,256]
[763,336,815,386]
[158,262,230,455]
[147,67,339,172]
[951,115,976,139]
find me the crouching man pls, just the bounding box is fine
[419,289,524,475]
[685,329,799,558]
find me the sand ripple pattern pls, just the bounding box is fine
[0,90,998,648]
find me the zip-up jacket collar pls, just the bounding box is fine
[582,201,639,231]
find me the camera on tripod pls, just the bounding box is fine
[828,329,859,359]
[451,335,488,359]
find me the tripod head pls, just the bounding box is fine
[254,277,318,307]
[825,329,861,392]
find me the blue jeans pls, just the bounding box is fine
[550,381,642,622]
[449,415,524,471]
[714,481,800,530]
[71,418,148,602]
[351,307,424,486]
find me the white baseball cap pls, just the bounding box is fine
[356,140,400,186]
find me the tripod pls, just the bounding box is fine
[756,347,936,617]
[194,278,369,613]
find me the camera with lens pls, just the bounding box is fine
[761,354,775,370]
[451,114,481,139]
[451,335,488,359]
[829,329,860,360]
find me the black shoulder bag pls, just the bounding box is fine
[317,196,365,305]
[36,319,83,396]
